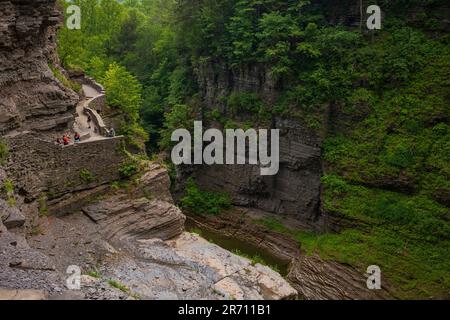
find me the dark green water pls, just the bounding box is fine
[185,218,290,276]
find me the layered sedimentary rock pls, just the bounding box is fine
[287,255,389,300]
[1,163,296,300]
[193,117,324,229]
[105,233,297,300]
[83,197,186,242]
[187,208,393,300]
[80,166,297,300]
[0,0,77,134]
[138,163,175,204]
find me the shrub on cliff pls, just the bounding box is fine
[2,180,15,207]
[49,63,81,93]
[181,178,231,215]
[118,163,139,179]
[0,140,8,164]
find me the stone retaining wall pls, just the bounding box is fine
[3,132,126,201]
[84,76,105,95]
[83,76,106,113]
[71,73,107,112]
[88,94,106,113]
[70,73,105,95]
[84,107,109,136]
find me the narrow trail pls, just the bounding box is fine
[73,85,108,143]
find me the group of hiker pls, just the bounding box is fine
[56,127,116,146]
[56,133,80,146]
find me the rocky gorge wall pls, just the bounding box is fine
[188,59,327,229]
[191,117,325,230]
[0,0,78,134]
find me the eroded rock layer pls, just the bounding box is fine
[0,0,77,134]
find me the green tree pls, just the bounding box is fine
[102,62,143,122]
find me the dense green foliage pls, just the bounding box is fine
[57,0,153,151]
[58,0,449,298]
[2,179,16,207]
[118,162,139,179]
[181,178,231,215]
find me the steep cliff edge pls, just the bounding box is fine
[0,0,77,134]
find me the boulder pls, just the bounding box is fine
[83,197,186,242]
[0,0,78,134]
[137,163,174,203]
[0,200,25,229]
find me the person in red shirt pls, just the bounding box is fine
[63,135,70,146]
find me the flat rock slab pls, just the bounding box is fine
[0,289,47,300]
[102,233,297,300]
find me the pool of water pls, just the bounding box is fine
[185,218,291,276]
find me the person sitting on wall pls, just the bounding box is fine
[109,127,116,138]
[74,132,81,143]
[56,137,62,145]
[63,135,70,146]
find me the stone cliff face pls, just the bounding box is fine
[0,1,127,204]
[191,120,324,229]
[189,61,326,230]
[0,0,77,134]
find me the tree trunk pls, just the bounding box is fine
[359,0,364,31]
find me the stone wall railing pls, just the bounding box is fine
[84,106,109,136]
[70,72,105,95]
[69,73,110,134]
[3,132,126,202]
[85,76,105,95]
[88,93,106,113]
